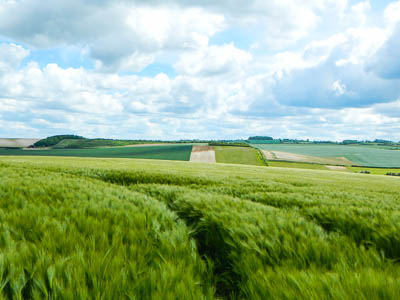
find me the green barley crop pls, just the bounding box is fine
[0,156,400,299]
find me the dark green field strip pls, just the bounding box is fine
[0,165,213,299]
[0,145,192,161]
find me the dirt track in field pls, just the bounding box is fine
[262,150,353,166]
[190,146,216,163]
[0,138,40,148]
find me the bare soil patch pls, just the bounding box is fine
[190,146,216,163]
[263,150,353,166]
[325,165,349,171]
[262,150,276,160]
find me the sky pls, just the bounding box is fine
[0,0,399,141]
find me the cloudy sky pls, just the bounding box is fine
[0,0,399,141]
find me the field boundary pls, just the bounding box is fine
[256,149,269,166]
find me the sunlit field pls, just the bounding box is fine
[1,156,399,299]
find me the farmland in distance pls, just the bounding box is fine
[253,143,400,168]
[214,146,266,166]
[0,144,192,161]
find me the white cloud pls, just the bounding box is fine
[1,1,400,140]
[384,0,400,25]
[0,43,29,69]
[174,43,252,77]
[331,80,346,96]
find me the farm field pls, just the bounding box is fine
[268,161,329,170]
[214,146,265,166]
[349,166,400,175]
[253,144,400,167]
[0,144,192,161]
[0,156,399,298]
[0,138,39,148]
[262,149,352,166]
[190,145,216,163]
[52,139,168,149]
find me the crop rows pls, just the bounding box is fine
[0,157,400,299]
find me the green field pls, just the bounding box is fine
[0,145,192,161]
[268,161,329,170]
[214,146,265,166]
[52,139,161,148]
[253,144,400,167]
[349,166,400,175]
[1,156,400,298]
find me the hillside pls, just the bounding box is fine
[0,138,40,148]
[52,138,163,149]
[0,156,399,299]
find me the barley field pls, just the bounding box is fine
[0,156,399,299]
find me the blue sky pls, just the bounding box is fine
[0,0,399,141]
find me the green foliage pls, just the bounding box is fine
[214,146,266,166]
[208,142,250,147]
[0,163,214,299]
[269,161,328,170]
[0,145,193,161]
[1,156,400,298]
[246,139,282,144]
[349,166,400,175]
[53,139,164,149]
[33,135,84,147]
[248,136,273,140]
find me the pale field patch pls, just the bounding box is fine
[262,150,353,166]
[190,146,216,163]
[325,165,349,171]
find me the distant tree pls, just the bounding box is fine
[34,135,85,147]
[342,140,359,145]
[248,136,273,140]
[374,139,393,144]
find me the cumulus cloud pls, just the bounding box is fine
[366,24,400,79]
[0,1,225,72]
[0,43,29,69]
[0,0,353,71]
[1,0,400,140]
[174,43,252,77]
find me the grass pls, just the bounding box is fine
[0,145,192,161]
[253,144,400,167]
[348,166,400,175]
[268,161,328,170]
[214,146,266,166]
[0,156,400,298]
[0,160,213,299]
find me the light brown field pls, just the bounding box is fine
[262,150,353,166]
[0,138,40,148]
[325,165,349,171]
[190,146,216,163]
